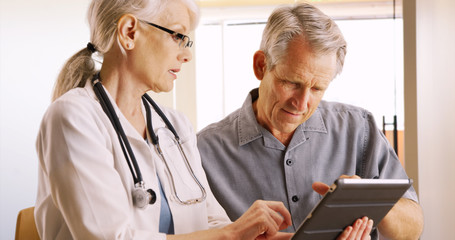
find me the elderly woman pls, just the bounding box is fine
[34,0,293,239]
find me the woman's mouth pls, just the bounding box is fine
[169,69,180,78]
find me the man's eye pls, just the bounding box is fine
[314,85,328,92]
[285,81,299,87]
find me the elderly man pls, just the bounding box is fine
[197,3,423,240]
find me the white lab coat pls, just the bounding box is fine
[35,81,231,240]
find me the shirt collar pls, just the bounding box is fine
[238,89,263,145]
[237,88,328,149]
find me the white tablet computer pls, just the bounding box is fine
[292,178,413,240]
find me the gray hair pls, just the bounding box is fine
[260,3,346,76]
[52,0,199,101]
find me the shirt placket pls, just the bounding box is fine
[283,149,303,231]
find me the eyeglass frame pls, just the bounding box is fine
[140,20,193,48]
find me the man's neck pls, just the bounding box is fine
[252,100,294,146]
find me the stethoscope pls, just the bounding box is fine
[91,73,206,209]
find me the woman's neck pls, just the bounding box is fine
[99,66,148,139]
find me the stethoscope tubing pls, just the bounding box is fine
[91,73,206,206]
[143,93,180,144]
[93,77,143,184]
[142,94,207,205]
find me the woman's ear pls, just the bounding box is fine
[253,50,267,80]
[117,14,139,50]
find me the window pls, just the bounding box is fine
[194,1,404,160]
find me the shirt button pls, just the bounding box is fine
[292,195,299,202]
[286,159,293,166]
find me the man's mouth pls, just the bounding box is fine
[283,109,302,116]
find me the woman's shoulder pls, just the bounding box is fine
[43,87,99,124]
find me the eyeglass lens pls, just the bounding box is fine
[179,35,192,48]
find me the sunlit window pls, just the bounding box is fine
[194,1,405,161]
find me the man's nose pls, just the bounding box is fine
[292,88,310,111]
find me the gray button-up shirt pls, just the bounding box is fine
[197,89,418,236]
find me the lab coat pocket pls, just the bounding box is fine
[154,128,202,202]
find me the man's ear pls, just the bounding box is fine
[253,50,267,80]
[117,14,139,50]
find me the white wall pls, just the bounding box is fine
[415,0,455,238]
[0,0,91,238]
[404,0,455,239]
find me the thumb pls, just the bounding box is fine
[312,182,330,195]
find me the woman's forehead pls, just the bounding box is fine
[156,1,191,32]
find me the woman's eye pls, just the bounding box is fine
[172,35,181,41]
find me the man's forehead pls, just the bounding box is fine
[273,49,337,82]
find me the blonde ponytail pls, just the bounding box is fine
[52,47,96,101]
[51,0,200,101]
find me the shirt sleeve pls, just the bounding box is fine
[361,112,419,202]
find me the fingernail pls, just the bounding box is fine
[356,219,362,227]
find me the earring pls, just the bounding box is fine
[126,43,133,50]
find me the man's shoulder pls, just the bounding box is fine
[312,101,377,130]
[318,100,370,118]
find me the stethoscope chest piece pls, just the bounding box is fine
[132,184,157,209]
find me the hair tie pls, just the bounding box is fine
[87,42,97,53]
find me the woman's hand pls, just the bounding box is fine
[167,200,292,240]
[261,231,294,240]
[224,200,292,240]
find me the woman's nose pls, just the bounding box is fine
[180,48,192,63]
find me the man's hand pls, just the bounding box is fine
[312,175,373,240]
[312,175,360,195]
[337,217,373,240]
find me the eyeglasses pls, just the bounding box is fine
[141,20,193,48]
